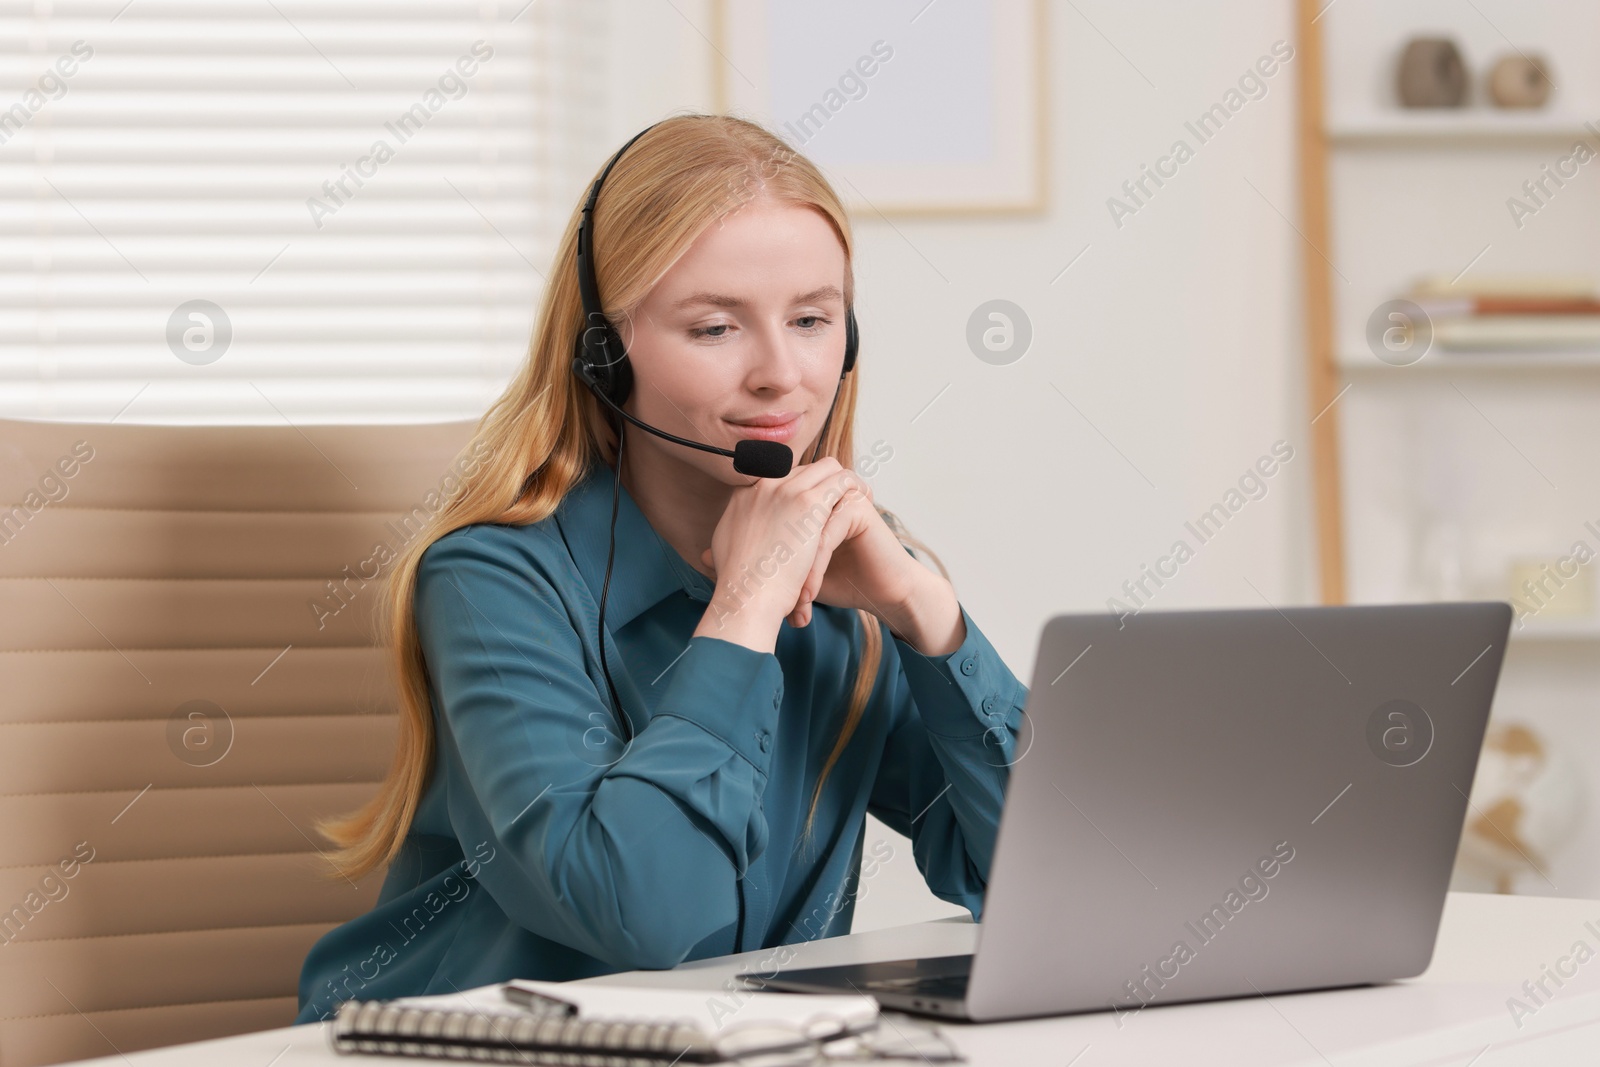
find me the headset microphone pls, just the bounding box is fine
[571,357,798,479]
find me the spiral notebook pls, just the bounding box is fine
[327,977,891,1065]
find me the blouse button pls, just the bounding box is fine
[772,691,781,709]
[757,731,771,752]
[960,656,977,676]
[982,695,997,713]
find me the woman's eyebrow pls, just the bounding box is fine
[671,284,842,311]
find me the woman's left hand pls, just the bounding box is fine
[699,462,960,651]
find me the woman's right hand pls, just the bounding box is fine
[693,457,860,653]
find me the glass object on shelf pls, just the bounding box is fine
[1405,407,1474,602]
[1412,516,1468,600]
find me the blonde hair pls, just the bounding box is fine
[316,113,946,883]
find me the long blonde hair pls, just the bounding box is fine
[316,113,946,883]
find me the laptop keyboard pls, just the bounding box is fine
[859,973,970,998]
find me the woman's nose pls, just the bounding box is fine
[745,322,804,393]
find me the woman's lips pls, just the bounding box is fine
[726,413,801,443]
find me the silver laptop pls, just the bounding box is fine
[746,602,1513,1023]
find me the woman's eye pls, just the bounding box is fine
[689,316,831,339]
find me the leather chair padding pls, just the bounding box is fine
[0,417,479,1066]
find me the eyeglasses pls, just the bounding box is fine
[713,1010,965,1066]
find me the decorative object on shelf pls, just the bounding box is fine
[1488,54,1554,109]
[1397,37,1468,108]
[1508,554,1595,620]
[1451,721,1585,894]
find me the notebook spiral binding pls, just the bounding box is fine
[329,999,724,1065]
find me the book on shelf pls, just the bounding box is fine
[1433,315,1600,351]
[1413,296,1600,317]
[1410,274,1598,300]
[323,976,955,1065]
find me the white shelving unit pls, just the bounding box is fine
[1307,0,1600,896]
[1338,350,1600,374]
[1312,7,1600,641]
[1327,111,1599,144]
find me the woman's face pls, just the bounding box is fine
[619,193,850,487]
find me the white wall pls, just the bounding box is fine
[596,0,1310,929]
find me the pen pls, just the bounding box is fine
[501,984,580,1017]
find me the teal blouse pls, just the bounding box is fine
[294,461,1028,1023]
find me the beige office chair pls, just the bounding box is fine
[0,417,479,1066]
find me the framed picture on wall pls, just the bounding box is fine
[711,0,1047,216]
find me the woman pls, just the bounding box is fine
[294,113,1028,1024]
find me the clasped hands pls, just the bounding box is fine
[699,457,965,657]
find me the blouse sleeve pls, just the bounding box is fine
[864,603,1029,921]
[413,527,784,971]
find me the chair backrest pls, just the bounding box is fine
[0,417,480,1066]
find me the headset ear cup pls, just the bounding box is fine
[592,324,631,404]
[610,346,633,406]
[578,322,632,404]
[843,307,859,375]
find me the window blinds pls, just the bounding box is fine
[1,0,598,423]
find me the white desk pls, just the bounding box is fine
[61,892,1600,1066]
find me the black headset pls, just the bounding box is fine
[567,119,859,955]
[571,119,858,479]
